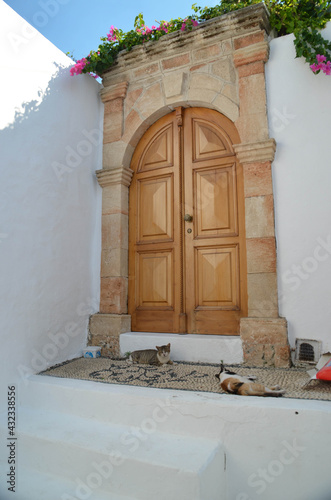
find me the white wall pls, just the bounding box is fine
[0,1,103,392]
[266,24,331,353]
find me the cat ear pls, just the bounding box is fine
[167,343,170,348]
[156,345,160,350]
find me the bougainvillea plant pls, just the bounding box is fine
[69,1,331,78]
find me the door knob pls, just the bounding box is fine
[184,214,193,222]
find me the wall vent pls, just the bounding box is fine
[295,339,321,364]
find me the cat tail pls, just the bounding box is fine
[263,388,286,397]
[127,354,133,364]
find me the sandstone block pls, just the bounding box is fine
[246,237,276,274]
[101,248,128,278]
[134,63,160,80]
[190,73,221,93]
[212,58,236,83]
[247,273,278,317]
[163,72,187,98]
[235,112,269,143]
[242,162,273,198]
[102,213,128,250]
[122,109,143,145]
[238,61,265,78]
[239,73,267,115]
[125,87,143,116]
[162,53,190,71]
[103,98,123,144]
[89,313,131,337]
[102,184,129,216]
[245,195,275,238]
[193,44,221,62]
[241,317,288,345]
[135,82,164,120]
[234,32,265,50]
[213,94,239,122]
[100,277,128,314]
[102,141,134,170]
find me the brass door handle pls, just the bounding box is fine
[184,214,193,222]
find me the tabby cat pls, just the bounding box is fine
[128,343,173,365]
[215,364,285,397]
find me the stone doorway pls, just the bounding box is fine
[89,4,291,367]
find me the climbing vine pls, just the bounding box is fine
[69,1,331,77]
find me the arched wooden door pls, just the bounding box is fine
[129,108,247,334]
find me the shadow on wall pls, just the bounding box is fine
[0,64,103,382]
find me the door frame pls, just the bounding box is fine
[93,9,291,366]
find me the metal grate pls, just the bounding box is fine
[295,339,321,364]
[299,342,315,362]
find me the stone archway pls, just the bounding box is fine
[89,4,291,367]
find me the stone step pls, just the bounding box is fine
[0,406,224,500]
[120,331,243,364]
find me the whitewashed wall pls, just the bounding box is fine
[266,24,331,353]
[0,1,103,392]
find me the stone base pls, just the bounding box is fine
[240,317,291,368]
[89,313,131,357]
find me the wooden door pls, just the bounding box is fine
[129,108,247,334]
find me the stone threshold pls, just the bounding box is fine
[120,331,243,364]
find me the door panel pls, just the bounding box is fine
[137,250,173,308]
[194,164,237,238]
[137,174,173,242]
[195,245,239,308]
[129,107,247,335]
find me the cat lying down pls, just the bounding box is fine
[215,364,286,397]
[128,343,173,366]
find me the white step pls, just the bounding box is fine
[16,467,136,500]
[2,375,330,500]
[120,331,243,364]
[0,407,224,500]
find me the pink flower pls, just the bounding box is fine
[181,22,186,31]
[192,20,199,26]
[70,57,88,76]
[316,54,327,63]
[310,54,331,75]
[107,25,118,42]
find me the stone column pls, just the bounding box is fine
[89,82,132,357]
[233,33,290,367]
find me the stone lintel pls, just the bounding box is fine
[102,4,270,86]
[234,139,276,164]
[100,81,129,103]
[233,41,269,68]
[96,166,134,188]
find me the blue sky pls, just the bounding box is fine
[4,0,218,60]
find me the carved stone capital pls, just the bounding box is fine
[233,41,269,68]
[100,81,129,103]
[233,139,276,164]
[96,166,134,188]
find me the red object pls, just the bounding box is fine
[316,358,331,381]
